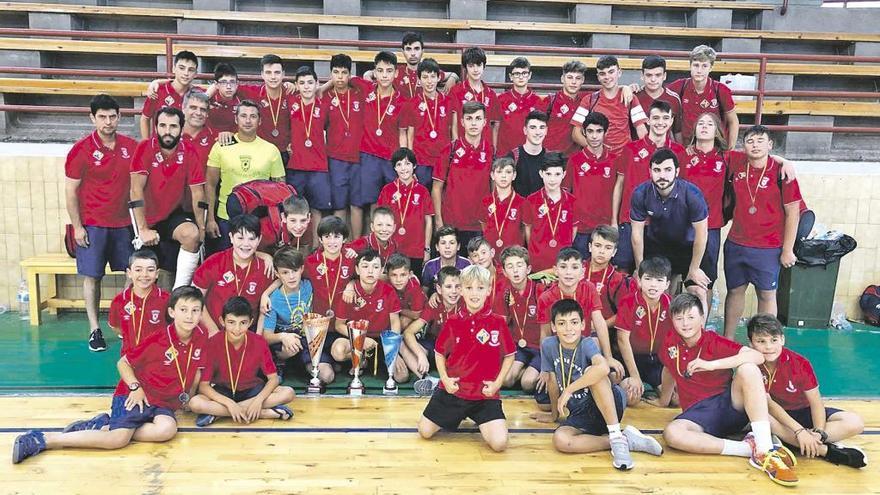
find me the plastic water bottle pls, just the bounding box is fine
[830,302,852,331]
[706,289,722,332]
[17,280,29,320]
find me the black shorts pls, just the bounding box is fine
[212,382,266,403]
[153,208,196,241]
[422,388,505,430]
[785,406,842,429]
[633,353,663,389]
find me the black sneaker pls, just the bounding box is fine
[88,328,107,352]
[825,443,867,468]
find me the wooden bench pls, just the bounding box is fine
[492,0,775,10]
[20,253,121,326]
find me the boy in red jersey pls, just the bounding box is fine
[238,55,295,163]
[748,314,866,468]
[402,58,453,187]
[346,206,400,267]
[545,60,587,155]
[193,214,274,336]
[141,50,198,139]
[523,152,578,272]
[302,216,356,318]
[480,157,526,259]
[206,63,242,133]
[275,195,313,253]
[496,57,545,157]
[432,101,495,253]
[109,250,169,355]
[378,147,435,276]
[634,56,683,143]
[584,225,633,329]
[386,253,427,329]
[661,294,798,487]
[448,46,499,142]
[381,31,456,99]
[190,297,295,427]
[418,265,515,452]
[66,94,138,352]
[287,66,332,222]
[13,287,209,464]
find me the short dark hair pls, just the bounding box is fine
[90,94,119,115]
[650,148,680,169]
[155,106,184,127]
[417,58,441,78]
[401,31,423,49]
[556,247,582,264]
[371,206,394,224]
[386,253,411,273]
[317,215,349,239]
[551,298,584,324]
[330,53,352,71]
[461,101,486,116]
[590,224,619,245]
[467,236,491,254]
[169,286,204,311]
[236,99,260,115]
[461,46,487,67]
[670,293,704,317]
[281,195,310,216]
[747,313,785,340]
[356,247,382,266]
[260,54,283,69]
[596,55,619,71]
[436,266,461,286]
[500,245,529,266]
[743,125,772,142]
[524,110,548,126]
[508,56,531,73]
[214,62,237,81]
[562,60,588,76]
[649,99,673,115]
[294,65,318,82]
[540,151,566,172]
[273,245,304,271]
[375,50,398,67]
[228,213,261,238]
[642,55,667,72]
[391,147,417,168]
[583,112,609,132]
[174,50,198,67]
[433,225,458,247]
[638,256,672,280]
[128,248,159,268]
[222,296,253,320]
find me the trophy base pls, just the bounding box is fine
[348,385,364,396]
[306,384,323,395]
[382,385,399,396]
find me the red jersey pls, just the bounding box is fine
[396,276,427,314]
[420,300,462,339]
[288,95,329,172]
[131,137,205,225]
[615,135,687,224]
[323,87,366,163]
[402,91,453,168]
[181,126,216,171]
[192,249,274,327]
[727,152,803,249]
[680,147,728,229]
[564,146,618,233]
[203,332,276,391]
[537,281,603,332]
[545,90,586,154]
[304,250,356,315]
[65,131,137,228]
[334,280,401,337]
[348,233,399,266]
[208,94,241,134]
[433,137,494,232]
[494,279,543,349]
[761,347,818,411]
[448,79,500,141]
[353,77,407,160]
[393,64,447,100]
[270,221,314,253]
[635,88,684,137]
[571,90,648,152]
[667,78,736,144]
[115,324,210,410]
[523,190,579,272]
[615,291,673,355]
[660,329,743,411]
[238,84,293,152]
[585,265,632,320]
[435,308,516,400]
[377,179,434,258]
[142,82,190,122]
[495,89,545,157]
[109,286,170,356]
[479,191,526,258]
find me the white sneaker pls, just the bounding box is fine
[623,425,663,456]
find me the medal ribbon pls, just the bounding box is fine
[333,89,351,132]
[422,91,439,135]
[588,265,611,296]
[394,179,414,227]
[232,252,253,297]
[559,339,580,390]
[762,364,778,393]
[541,189,564,241]
[639,292,664,354]
[745,160,770,211]
[263,85,283,132]
[674,344,703,378]
[492,191,516,243]
[299,98,316,143]
[224,333,248,395]
[130,287,152,346]
[166,327,193,399]
[509,280,534,344]
[323,252,344,310]
[375,87,395,132]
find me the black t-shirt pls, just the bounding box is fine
[509,145,545,198]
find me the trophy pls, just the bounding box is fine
[380,330,403,395]
[303,313,330,395]
[347,319,369,396]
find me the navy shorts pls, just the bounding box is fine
[108,394,175,431]
[723,240,782,291]
[286,169,333,212]
[560,384,626,436]
[418,337,438,368]
[785,406,842,429]
[328,158,360,210]
[76,225,134,279]
[212,382,266,403]
[359,153,396,206]
[573,232,592,259]
[633,353,663,389]
[701,228,721,286]
[676,389,750,437]
[415,164,433,189]
[515,347,541,371]
[612,223,634,273]
[422,388,505,430]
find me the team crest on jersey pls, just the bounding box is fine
[402,76,409,84]
[667,345,678,359]
[292,103,300,112]
[489,330,500,347]
[759,176,770,189]
[559,104,570,116]
[366,93,376,103]
[331,97,339,107]
[413,193,421,205]
[603,167,612,178]
[714,161,724,173]
[537,204,549,217]
[418,101,428,112]
[596,282,604,293]
[786,380,797,393]
[464,92,474,101]
[352,101,360,111]
[507,102,518,113]
[386,104,395,115]
[710,99,718,108]
[121,148,130,159]
[392,191,402,202]
[341,266,351,278]
[149,310,161,324]
[581,163,590,173]
[164,95,175,106]
[376,299,384,312]
[479,152,486,163]
[487,203,497,215]
[164,346,178,365]
[508,208,518,220]
[635,305,646,319]
[124,301,136,315]
[439,106,447,117]
[240,155,251,171]
[246,282,257,295]
[222,271,235,285]
[200,136,209,146]
[561,210,569,222]
[638,148,649,159]
[660,310,667,321]
[176,153,185,164]
[92,150,104,161]
[690,156,700,167]
[261,99,270,108]
[193,348,201,360]
[313,106,321,118]
[475,328,489,344]
[454,147,466,158]
[528,305,537,317]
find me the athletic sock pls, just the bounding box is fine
[173,249,201,289]
[721,439,753,457]
[607,423,623,439]
[750,421,773,454]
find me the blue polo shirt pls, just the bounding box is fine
[630,179,708,246]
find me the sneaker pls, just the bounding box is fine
[623,425,663,456]
[745,432,796,468]
[413,376,439,397]
[195,414,216,428]
[62,413,110,433]
[750,448,799,487]
[88,328,107,352]
[824,443,867,468]
[12,430,46,464]
[609,434,634,470]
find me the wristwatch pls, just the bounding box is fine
[128,382,141,392]
[812,428,828,443]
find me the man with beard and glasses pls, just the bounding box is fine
[629,148,711,313]
[130,107,207,289]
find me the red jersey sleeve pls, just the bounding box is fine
[628,98,648,127]
[130,142,150,175]
[191,255,218,291]
[407,283,427,312]
[350,76,373,95]
[434,320,454,356]
[257,337,278,377]
[717,82,736,113]
[108,293,123,329]
[497,315,516,355]
[585,282,603,314]
[794,353,819,392]
[781,175,803,206]
[188,152,207,185]
[432,144,452,182]
[334,297,353,322]
[64,143,87,180]
[614,294,634,332]
[709,333,743,360]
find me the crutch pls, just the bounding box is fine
[127,199,149,250]
[197,200,209,263]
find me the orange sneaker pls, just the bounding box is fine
[744,433,797,468]
[750,448,799,487]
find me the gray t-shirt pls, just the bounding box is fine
[541,336,600,410]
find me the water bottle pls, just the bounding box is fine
[830,302,852,331]
[17,280,29,320]
[706,289,722,332]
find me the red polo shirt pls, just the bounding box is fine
[615,135,687,224]
[181,126,217,173]
[334,280,401,337]
[545,90,586,155]
[433,136,494,232]
[667,78,736,144]
[585,265,633,320]
[448,79,500,141]
[396,276,427,313]
[377,179,435,258]
[239,84,293,153]
[479,191,526,258]
[564,146,618,233]
[288,95,329,172]
[537,281,602,333]
[761,347,818,411]
[615,291,673,355]
[393,64,447,100]
[192,249,274,327]
[348,233,399,266]
[304,250,356,315]
[493,279,543,349]
[523,189,579,272]
[65,131,138,228]
[352,77,407,160]
[635,88,684,137]
[323,87,366,163]
[109,286,170,355]
[208,94,241,134]
[659,329,743,411]
[203,332,277,391]
[571,90,648,152]
[420,300,462,339]
[402,91,453,168]
[435,308,516,400]
[680,147,728,229]
[142,82,190,122]
[131,137,205,225]
[495,89,545,157]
